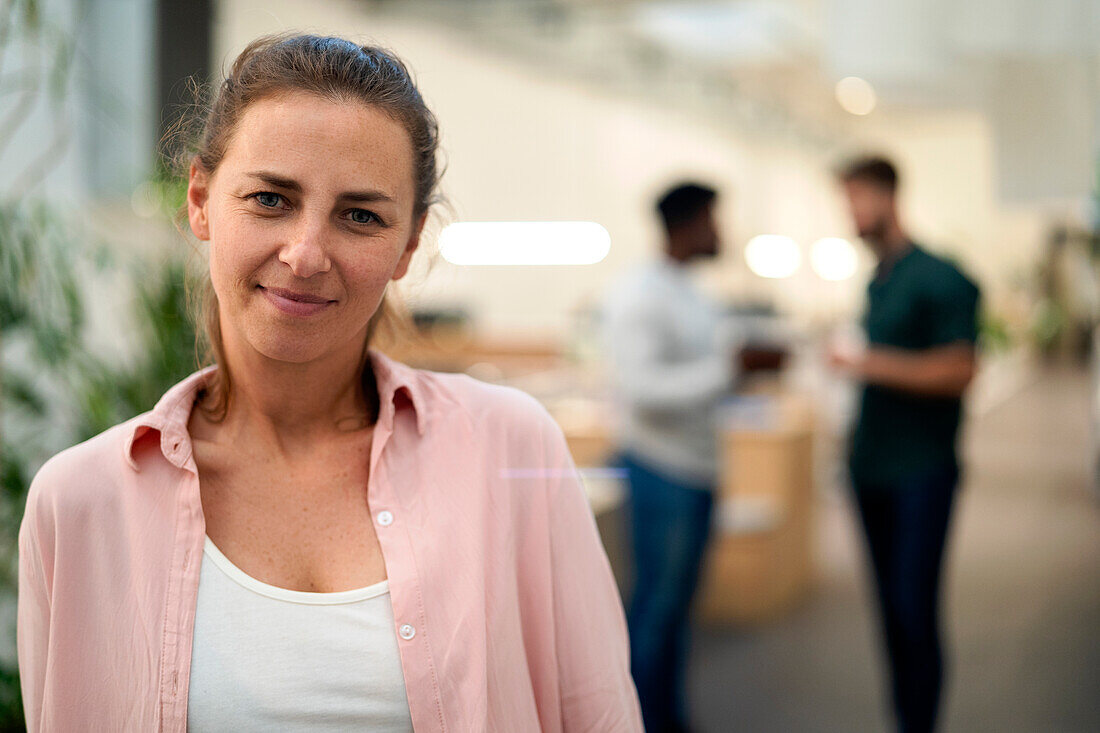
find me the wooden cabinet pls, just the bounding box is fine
[697,396,816,625]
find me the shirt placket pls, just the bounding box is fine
[159,447,206,732]
[368,409,447,733]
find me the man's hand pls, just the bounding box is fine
[827,345,862,375]
[740,345,788,373]
[829,342,977,398]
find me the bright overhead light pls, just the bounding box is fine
[810,237,859,281]
[744,235,801,279]
[835,76,877,116]
[439,221,611,266]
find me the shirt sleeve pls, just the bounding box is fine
[17,492,51,733]
[602,298,735,411]
[927,268,981,346]
[537,411,644,732]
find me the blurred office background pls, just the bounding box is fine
[1,0,1098,731]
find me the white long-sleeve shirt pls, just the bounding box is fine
[601,259,740,485]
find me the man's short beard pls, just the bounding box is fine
[861,216,889,244]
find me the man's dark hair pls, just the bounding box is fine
[838,156,898,192]
[656,182,717,230]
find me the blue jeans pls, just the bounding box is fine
[616,451,715,733]
[852,464,960,733]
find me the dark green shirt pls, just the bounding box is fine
[849,244,981,487]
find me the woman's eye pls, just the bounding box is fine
[254,192,282,208]
[348,209,379,225]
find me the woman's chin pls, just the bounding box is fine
[246,336,333,365]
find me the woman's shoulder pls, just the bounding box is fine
[22,414,155,528]
[414,367,558,437]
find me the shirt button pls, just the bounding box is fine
[399,624,416,640]
[377,510,394,526]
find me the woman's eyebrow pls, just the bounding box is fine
[340,189,395,204]
[246,171,301,192]
[244,171,394,203]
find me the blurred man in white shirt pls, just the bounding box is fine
[602,182,741,733]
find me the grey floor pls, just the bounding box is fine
[689,366,1100,733]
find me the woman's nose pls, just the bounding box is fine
[278,216,332,278]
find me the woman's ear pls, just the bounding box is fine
[187,161,212,241]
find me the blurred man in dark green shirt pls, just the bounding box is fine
[830,156,980,733]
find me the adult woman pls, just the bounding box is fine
[17,34,642,732]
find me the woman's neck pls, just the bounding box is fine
[198,343,379,461]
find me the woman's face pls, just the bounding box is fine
[187,90,425,365]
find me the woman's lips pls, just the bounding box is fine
[258,286,335,317]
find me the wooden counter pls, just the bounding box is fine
[697,394,816,626]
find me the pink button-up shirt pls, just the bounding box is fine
[17,348,643,732]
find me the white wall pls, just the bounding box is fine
[212,0,1046,337]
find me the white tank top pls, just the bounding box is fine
[187,535,414,732]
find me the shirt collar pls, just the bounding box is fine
[122,348,426,472]
[651,257,694,288]
[873,241,918,283]
[657,255,690,273]
[368,348,427,437]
